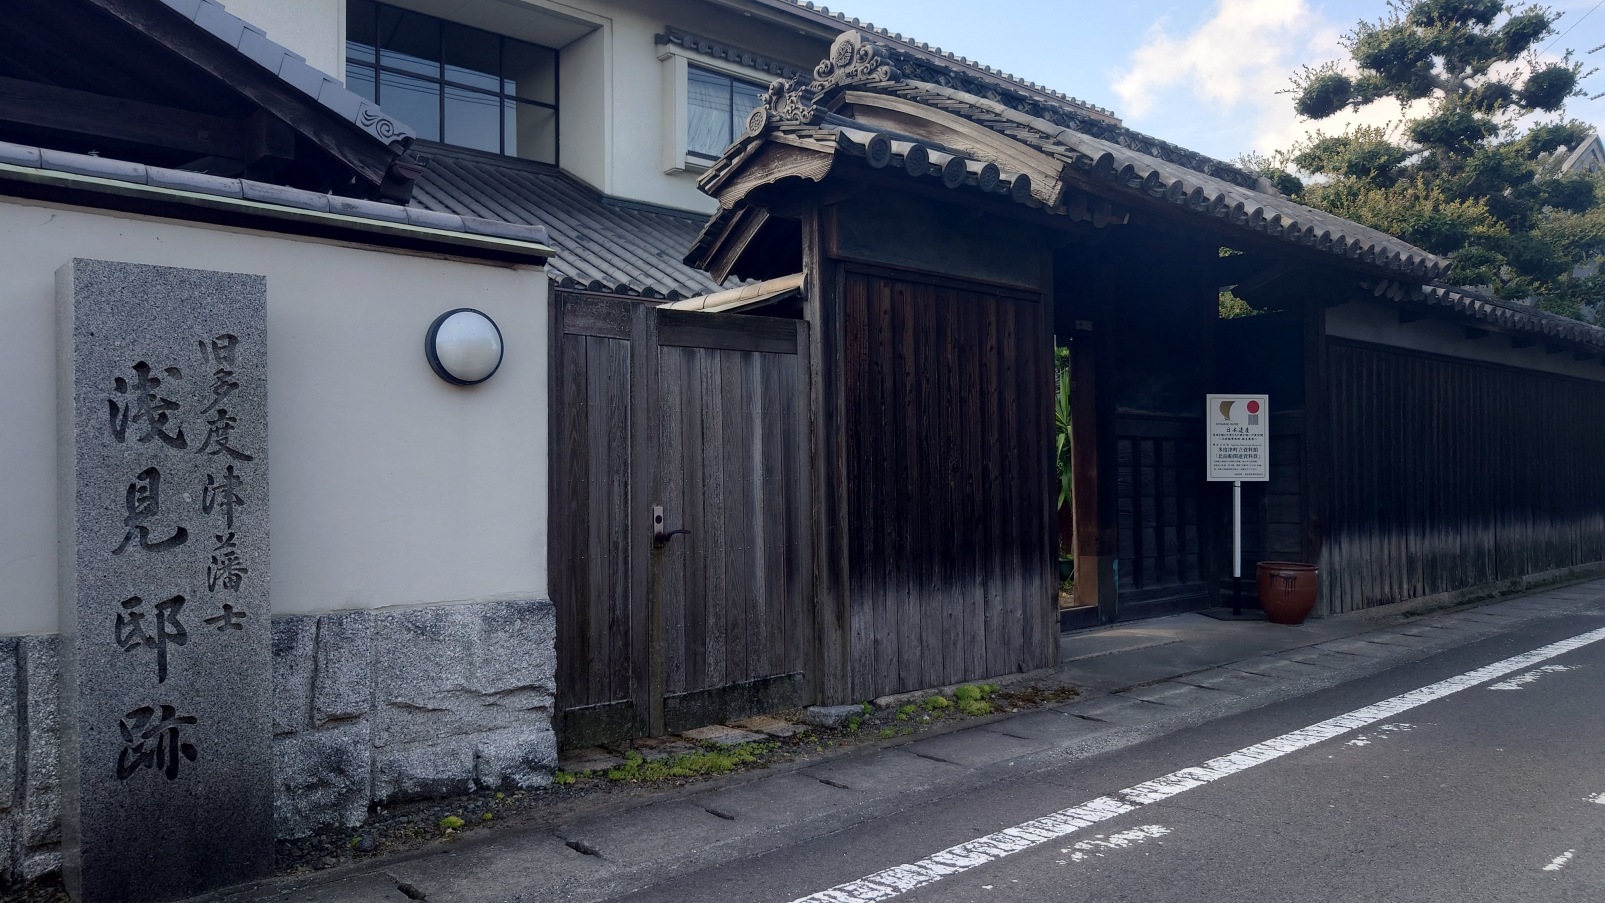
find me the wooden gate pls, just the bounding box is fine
[550,291,814,748]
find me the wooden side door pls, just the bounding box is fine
[649,309,814,733]
[551,293,814,746]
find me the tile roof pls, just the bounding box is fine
[411,148,735,299]
[1369,278,1605,352]
[693,31,1451,283]
[0,140,551,252]
[752,0,1118,122]
[157,0,415,148]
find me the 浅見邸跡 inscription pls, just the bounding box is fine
[57,259,272,903]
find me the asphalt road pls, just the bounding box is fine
[615,608,1605,903]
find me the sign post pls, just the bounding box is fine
[1206,394,1269,615]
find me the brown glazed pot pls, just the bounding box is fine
[1256,561,1318,625]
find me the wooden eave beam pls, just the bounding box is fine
[711,142,837,211]
[706,207,772,284]
[0,76,292,167]
[84,0,396,188]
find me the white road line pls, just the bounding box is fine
[1060,825,1170,864]
[788,626,1605,903]
[1544,850,1576,871]
[1489,664,1576,690]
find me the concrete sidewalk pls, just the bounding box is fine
[209,579,1605,903]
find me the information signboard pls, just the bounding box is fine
[1206,394,1269,482]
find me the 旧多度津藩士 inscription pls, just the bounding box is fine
[58,259,273,902]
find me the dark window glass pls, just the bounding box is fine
[688,66,766,159]
[347,65,376,102]
[345,1,556,162]
[346,0,377,66]
[378,71,440,141]
[445,85,501,153]
[377,6,439,78]
[444,22,500,92]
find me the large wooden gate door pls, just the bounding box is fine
[551,292,813,747]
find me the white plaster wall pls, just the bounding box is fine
[1327,300,1605,383]
[0,198,549,635]
[227,0,346,78]
[239,0,831,211]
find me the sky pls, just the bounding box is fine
[811,0,1605,165]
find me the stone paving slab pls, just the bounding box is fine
[1117,681,1233,708]
[802,748,969,796]
[981,709,1107,742]
[1171,667,1276,694]
[554,799,734,865]
[730,715,809,738]
[680,725,767,746]
[1231,657,1333,680]
[631,738,702,761]
[1061,694,1168,725]
[559,748,626,774]
[694,772,858,826]
[1314,638,1398,658]
[242,871,415,902]
[386,834,611,903]
[1280,649,1369,671]
[1357,630,1440,647]
[904,727,1050,768]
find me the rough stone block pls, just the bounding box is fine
[0,637,19,812]
[314,611,372,725]
[374,742,476,805]
[19,636,59,852]
[272,616,315,736]
[273,722,371,840]
[20,848,61,883]
[474,725,556,792]
[804,705,863,728]
[373,600,555,748]
[0,814,14,885]
[57,259,273,901]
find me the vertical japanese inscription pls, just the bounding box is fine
[59,259,273,902]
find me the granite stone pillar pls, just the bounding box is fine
[56,259,272,901]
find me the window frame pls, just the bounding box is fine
[659,49,771,175]
[345,0,560,164]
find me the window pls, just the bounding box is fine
[345,0,558,164]
[686,66,765,161]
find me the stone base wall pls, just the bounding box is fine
[0,598,557,883]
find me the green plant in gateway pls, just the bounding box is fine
[922,695,952,711]
[438,815,465,832]
[553,771,576,786]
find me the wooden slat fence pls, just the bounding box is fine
[1323,339,1605,613]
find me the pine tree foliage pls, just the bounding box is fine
[1267,0,1602,319]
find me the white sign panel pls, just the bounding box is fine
[1206,394,1268,482]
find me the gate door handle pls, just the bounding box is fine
[652,506,691,546]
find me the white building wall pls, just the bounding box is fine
[221,0,829,212]
[0,197,549,635]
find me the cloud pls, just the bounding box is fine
[1109,0,1411,160]
[1110,0,1597,163]
[1111,0,1313,120]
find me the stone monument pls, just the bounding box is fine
[57,259,272,901]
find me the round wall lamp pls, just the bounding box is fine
[425,308,504,385]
